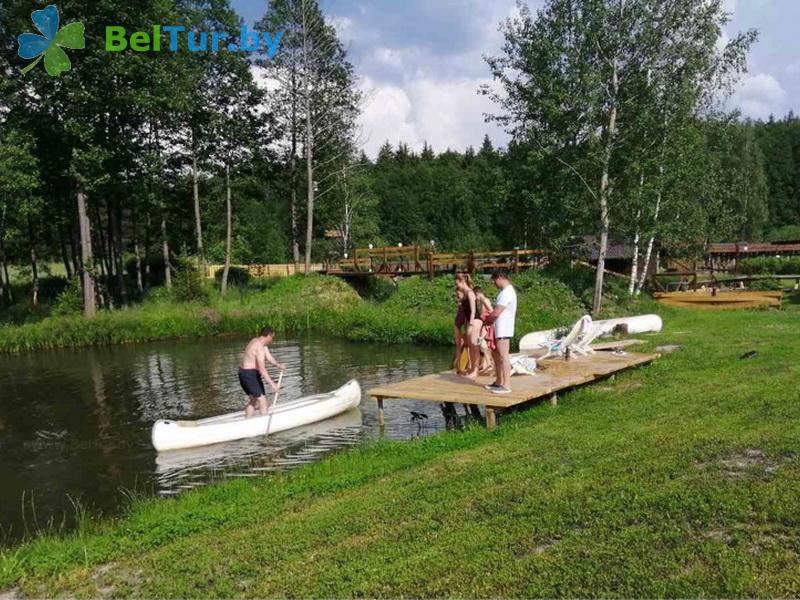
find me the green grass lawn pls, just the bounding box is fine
[2,307,799,597]
[6,263,67,282]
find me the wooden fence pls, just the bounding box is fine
[327,246,547,277]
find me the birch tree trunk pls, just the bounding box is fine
[191,131,204,268]
[0,253,12,306]
[592,197,611,316]
[635,180,661,295]
[591,0,623,316]
[144,212,151,286]
[302,4,315,275]
[291,66,301,264]
[340,201,352,256]
[161,216,172,290]
[0,203,12,306]
[76,184,96,318]
[304,115,314,274]
[592,67,619,315]
[629,210,641,296]
[111,199,127,305]
[221,163,233,297]
[132,208,144,294]
[93,204,110,279]
[0,250,8,308]
[59,220,73,279]
[28,216,40,308]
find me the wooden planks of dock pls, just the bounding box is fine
[368,351,659,429]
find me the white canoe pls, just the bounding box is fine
[154,408,363,476]
[152,380,362,452]
[519,314,663,351]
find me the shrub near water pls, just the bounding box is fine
[512,270,585,330]
[384,275,457,313]
[51,277,83,316]
[171,266,210,304]
[256,274,361,312]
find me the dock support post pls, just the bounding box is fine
[377,397,385,428]
[485,407,496,430]
[549,393,558,406]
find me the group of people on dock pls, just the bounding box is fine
[236,270,518,418]
[453,269,517,394]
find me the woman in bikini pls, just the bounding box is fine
[455,272,483,379]
[453,287,469,373]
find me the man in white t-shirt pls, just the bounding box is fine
[483,270,517,394]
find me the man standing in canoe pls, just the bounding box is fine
[239,326,285,417]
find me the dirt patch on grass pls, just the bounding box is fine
[85,562,145,598]
[0,589,20,600]
[700,524,799,555]
[745,527,799,555]
[596,380,644,393]
[513,537,559,558]
[702,529,734,545]
[697,449,783,478]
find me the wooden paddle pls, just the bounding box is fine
[264,369,285,436]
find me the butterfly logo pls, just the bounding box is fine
[17,5,85,76]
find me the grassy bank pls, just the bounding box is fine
[2,308,800,596]
[0,270,648,353]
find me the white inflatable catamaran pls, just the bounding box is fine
[519,314,663,353]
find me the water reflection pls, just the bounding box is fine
[154,409,364,492]
[0,334,451,543]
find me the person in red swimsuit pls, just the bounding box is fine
[473,286,496,373]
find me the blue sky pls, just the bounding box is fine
[233,0,800,157]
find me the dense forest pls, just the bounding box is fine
[1,0,799,317]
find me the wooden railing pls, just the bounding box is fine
[330,246,547,276]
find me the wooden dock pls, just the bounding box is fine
[369,351,659,429]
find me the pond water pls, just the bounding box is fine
[0,334,453,544]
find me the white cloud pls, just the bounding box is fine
[358,77,418,156]
[330,15,353,36]
[731,72,788,120]
[374,47,406,70]
[358,76,508,157]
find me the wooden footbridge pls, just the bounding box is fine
[325,245,547,278]
[369,349,659,429]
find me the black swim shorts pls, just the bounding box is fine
[238,368,266,397]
